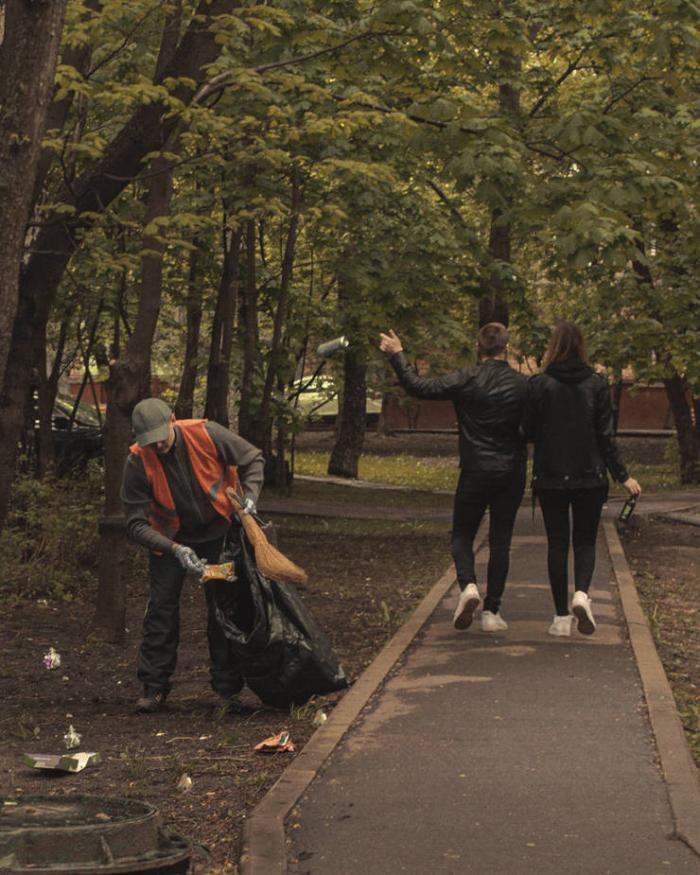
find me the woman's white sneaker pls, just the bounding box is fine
[548,614,572,637]
[453,583,480,630]
[572,591,596,635]
[481,610,508,632]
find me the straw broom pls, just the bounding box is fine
[226,487,308,585]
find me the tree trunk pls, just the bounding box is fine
[205,226,243,426]
[253,167,301,460]
[94,157,174,642]
[480,207,511,326]
[479,81,519,328]
[376,391,393,436]
[238,219,260,443]
[175,243,204,419]
[664,374,700,484]
[327,344,368,478]
[35,321,55,479]
[0,0,240,535]
[31,0,101,209]
[0,0,67,389]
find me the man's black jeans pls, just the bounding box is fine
[137,536,243,697]
[538,486,607,616]
[451,466,526,614]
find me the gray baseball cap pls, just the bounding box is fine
[132,398,173,447]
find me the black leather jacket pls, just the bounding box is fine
[389,352,528,472]
[522,359,629,490]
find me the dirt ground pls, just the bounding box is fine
[620,516,700,767]
[0,431,692,874]
[0,494,452,873]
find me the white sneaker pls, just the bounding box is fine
[572,591,596,635]
[453,583,480,630]
[548,615,572,637]
[481,610,508,632]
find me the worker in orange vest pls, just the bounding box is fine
[120,398,264,713]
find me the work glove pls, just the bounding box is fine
[173,544,205,576]
[242,496,257,516]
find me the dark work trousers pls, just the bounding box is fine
[137,536,243,697]
[451,466,526,614]
[538,486,608,616]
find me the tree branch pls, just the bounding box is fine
[426,179,468,228]
[529,47,588,118]
[603,76,654,114]
[192,30,402,105]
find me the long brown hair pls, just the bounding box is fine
[542,320,590,368]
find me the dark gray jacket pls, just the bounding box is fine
[120,421,264,554]
[389,352,528,472]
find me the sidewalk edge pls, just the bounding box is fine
[239,532,486,875]
[604,521,700,857]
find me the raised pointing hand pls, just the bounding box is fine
[379,329,403,355]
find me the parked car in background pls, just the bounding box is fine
[293,377,381,426]
[51,394,103,472]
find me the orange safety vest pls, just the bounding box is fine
[130,419,238,541]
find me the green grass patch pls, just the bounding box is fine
[273,514,449,538]
[269,479,453,511]
[296,451,688,495]
[295,451,458,491]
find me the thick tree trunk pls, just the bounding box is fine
[327,345,368,478]
[0,0,67,389]
[0,0,240,535]
[480,207,511,327]
[479,81,519,328]
[175,243,204,419]
[94,158,174,642]
[205,226,243,426]
[664,375,700,484]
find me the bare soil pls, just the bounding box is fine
[621,516,700,767]
[0,495,451,873]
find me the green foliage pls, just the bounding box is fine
[0,465,103,603]
[28,0,700,502]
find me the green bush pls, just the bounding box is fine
[0,463,103,603]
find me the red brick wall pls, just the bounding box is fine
[383,382,673,431]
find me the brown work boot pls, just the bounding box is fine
[135,690,167,713]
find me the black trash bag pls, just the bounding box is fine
[211,525,347,709]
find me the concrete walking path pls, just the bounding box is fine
[281,510,700,874]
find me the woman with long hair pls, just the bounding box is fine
[523,321,641,636]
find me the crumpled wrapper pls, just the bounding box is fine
[176,773,193,791]
[63,724,81,750]
[254,730,295,754]
[43,647,61,670]
[200,561,236,582]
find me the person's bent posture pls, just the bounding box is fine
[120,398,264,712]
[522,321,641,637]
[379,324,527,633]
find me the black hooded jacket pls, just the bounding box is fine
[389,352,527,472]
[522,359,629,490]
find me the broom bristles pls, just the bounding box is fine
[226,488,308,585]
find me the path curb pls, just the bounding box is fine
[604,521,700,857]
[238,532,486,875]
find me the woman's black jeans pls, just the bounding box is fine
[538,486,607,616]
[451,466,526,614]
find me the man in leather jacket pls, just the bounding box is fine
[379,323,527,633]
